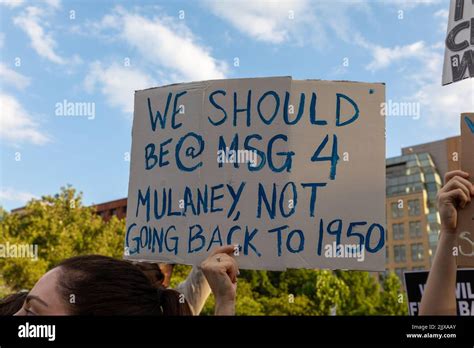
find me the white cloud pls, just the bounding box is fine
[357,16,473,133]
[84,8,228,114]
[123,14,227,81]
[414,78,473,132]
[354,2,452,74]
[204,0,442,46]
[205,0,353,45]
[43,0,61,9]
[0,187,37,205]
[357,36,430,71]
[84,61,155,114]
[409,49,474,133]
[0,0,60,8]
[94,13,121,30]
[386,0,442,9]
[434,8,449,19]
[96,8,227,82]
[363,34,473,133]
[206,0,310,44]
[0,63,31,89]
[13,6,65,64]
[0,0,24,8]
[0,93,50,145]
[434,8,449,33]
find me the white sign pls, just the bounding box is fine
[124,77,386,271]
[442,0,474,85]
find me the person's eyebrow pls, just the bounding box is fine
[25,295,49,307]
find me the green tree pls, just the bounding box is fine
[0,187,410,316]
[276,269,320,297]
[0,206,7,222]
[311,270,350,315]
[376,272,408,315]
[0,186,125,291]
[335,270,381,315]
[246,269,350,316]
[260,293,315,315]
[240,270,279,297]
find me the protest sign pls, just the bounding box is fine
[457,113,474,267]
[124,77,386,271]
[442,0,474,85]
[404,269,474,316]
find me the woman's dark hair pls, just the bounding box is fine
[131,261,165,288]
[0,291,28,316]
[56,255,192,316]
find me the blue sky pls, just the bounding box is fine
[0,0,473,210]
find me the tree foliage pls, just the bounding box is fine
[0,187,408,315]
[0,186,125,291]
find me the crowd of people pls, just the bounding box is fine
[0,170,472,316]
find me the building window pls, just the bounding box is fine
[427,213,440,223]
[110,208,116,216]
[391,202,403,218]
[411,243,424,261]
[386,247,389,262]
[392,223,405,240]
[428,222,440,234]
[394,245,406,263]
[426,182,438,193]
[408,199,421,216]
[412,266,425,271]
[409,221,422,238]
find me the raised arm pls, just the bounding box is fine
[200,245,239,315]
[175,265,211,315]
[419,170,474,315]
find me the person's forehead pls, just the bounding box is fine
[31,268,60,292]
[29,267,65,310]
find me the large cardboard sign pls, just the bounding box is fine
[442,0,474,85]
[404,269,474,316]
[124,77,386,271]
[457,113,474,267]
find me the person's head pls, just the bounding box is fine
[131,262,175,288]
[131,261,165,288]
[14,255,192,316]
[0,291,29,316]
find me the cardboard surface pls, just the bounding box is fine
[124,77,386,271]
[442,0,474,85]
[457,113,474,266]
